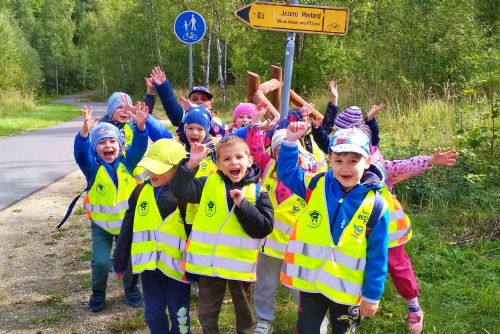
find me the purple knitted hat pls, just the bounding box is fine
[334,106,364,129]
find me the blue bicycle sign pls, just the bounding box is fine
[174,11,206,45]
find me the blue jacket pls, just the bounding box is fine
[155,80,228,137]
[144,114,174,142]
[74,127,148,188]
[277,141,389,303]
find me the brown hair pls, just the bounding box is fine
[215,135,250,161]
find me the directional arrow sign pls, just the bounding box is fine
[235,1,349,35]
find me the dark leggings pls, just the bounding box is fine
[298,292,360,334]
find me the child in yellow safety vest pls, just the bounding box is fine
[113,139,191,334]
[277,123,390,334]
[73,100,148,312]
[245,103,320,334]
[170,135,274,334]
[311,85,458,333]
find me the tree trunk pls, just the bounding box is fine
[149,0,163,64]
[215,10,225,100]
[55,63,59,95]
[223,41,228,84]
[204,28,211,87]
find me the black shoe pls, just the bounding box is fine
[89,290,106,312]
[125,286,143,308]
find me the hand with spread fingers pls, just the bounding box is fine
[187,142,208,169]
[80,105,99,137]
[429,147,458,167]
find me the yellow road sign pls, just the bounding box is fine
[235,1,349,36]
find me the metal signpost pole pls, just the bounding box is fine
[280,0,298,119]
[174,11,206,91]
[188,44,193,89]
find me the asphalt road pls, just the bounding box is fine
[0,95,107,210]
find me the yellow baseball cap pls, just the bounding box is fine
[135,139,186,176]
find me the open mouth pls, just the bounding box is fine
[229,168,241,178]
[103,150,115,160]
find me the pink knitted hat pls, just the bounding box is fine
[232,103,256,123]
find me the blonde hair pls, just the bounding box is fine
[215,135,250,161]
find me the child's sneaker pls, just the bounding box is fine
[253,320,273,334]
[407,309,424,333]
[125,286,143,308]
[88,290,106,312]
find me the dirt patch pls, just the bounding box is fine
[0,171,149,334]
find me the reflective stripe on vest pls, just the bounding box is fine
[182,174,260,281]
[85,163,136,235]
[281,176,374,305]
[184,156,218,225]
[131,183,187,282]
[380,186,413,247]
[260,160,307,259]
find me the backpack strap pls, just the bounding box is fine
[255,183,261,202]
[365,190,384,236]
[305,172,326,203]
[56,188,88,229]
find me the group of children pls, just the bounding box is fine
[73,68,457,334]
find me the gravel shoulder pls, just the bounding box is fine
[0,171,149,334]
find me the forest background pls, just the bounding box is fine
[0,0,498,333]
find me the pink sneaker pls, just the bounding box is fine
[407,310,424,333]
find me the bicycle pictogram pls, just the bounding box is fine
[183,32,198,41]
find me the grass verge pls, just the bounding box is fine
[0,102,80,136]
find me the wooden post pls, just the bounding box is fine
[270,65,282,112]
[247,71,260,103]
[259,79,281,95]
[253,90,280,120]
[290,89,324,122]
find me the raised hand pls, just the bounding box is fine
[286,121,308,142]
[150,66,167,85]
[359,300,379,318]
[180,96,195,110]
[229,189,245,207]
[119,93,136,114]
[252,101,268,125]
[329,80,338,105]
[429,147,458,167]
[367,103,385,121]
[300,102,315,118]
[80,105,99,137]
[187,142,208,169]
[126,102,148,131]
[260,116,279,131]
[145,76,155,95]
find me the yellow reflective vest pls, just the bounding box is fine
[260,160,307,259]
[281,176,375,305]
[380,186,412,248]
[84,163,137,235]
[182,174,260,281]
[123,123,133,147]
[184,156,217,225]
[131,183,188,282]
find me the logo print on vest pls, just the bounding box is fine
[353,224,364,237]
[205,200,216,217]
[96,183,106,196]
[289,204,300,216]
[138,201,149,216]
[308,210,322,228]
[264,184,272,192]
[200,162,207,170]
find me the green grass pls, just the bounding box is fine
[0,94,80,136]
[109,310,147,333]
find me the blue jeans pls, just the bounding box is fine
[141,269,191,334]
[91,223,133,292]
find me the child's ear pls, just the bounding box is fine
[248,154,254,167]
[364,156,372,169]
